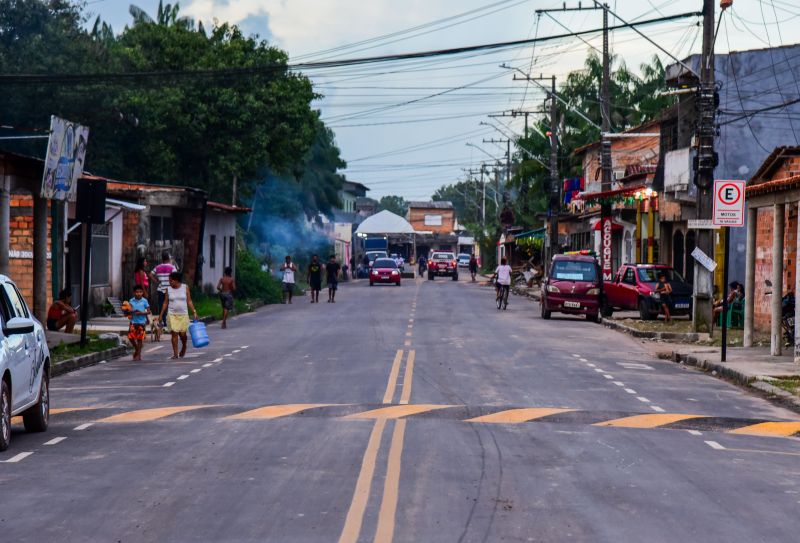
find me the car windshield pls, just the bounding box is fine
[551,260,597,281]
[374,259,397,268]
[637,268,684,283]
[433,253,455,260]
[458,255,470,260]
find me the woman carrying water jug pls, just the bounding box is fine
[158,271,198,359]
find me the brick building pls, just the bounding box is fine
[406,201,458,256]
[9,193,52,308]
[743,146,800,360]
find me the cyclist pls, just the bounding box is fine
[492,257,512,310]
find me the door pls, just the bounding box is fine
[0,283,34,410]
[620,267,640,309]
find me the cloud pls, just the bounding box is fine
[182,0,497,56]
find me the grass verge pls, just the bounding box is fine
[771,377,800,396]
[192,293,251,321]
[50,337,119,364]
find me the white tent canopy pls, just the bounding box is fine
[355,210,414,235]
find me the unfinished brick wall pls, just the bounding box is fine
[173,209,202,285]
[753,205,797,333]
[9,193,52,308]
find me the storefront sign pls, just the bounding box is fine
[601,217,613,280]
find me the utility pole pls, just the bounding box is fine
[692,0,718,333]
[489,110,532,139]
[537,2,612,278]
[483,138,510,203]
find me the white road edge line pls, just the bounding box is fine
[603,375,614,380]
[594,368,604,373]
[74,423,93,431]
[650,406,666,413]
[636,397,651,403]
[4,452,33,463]
[705,440,726,450]
[213,358,223,362]
[43,437,67,446]
[145,346,164,353]
[241,346,249,349]
[613,381,625,387]
[223,354,233,357]
[624,388,637,394]
[586,363,596,367]
[687,430,703,436]
[190,369,201,374]
[202,363,213,368]
[163,382,176,387]
[177,375,189,380]
[233,349,241,353]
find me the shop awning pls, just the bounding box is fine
[576,184,647,201]
[592,220,624,231]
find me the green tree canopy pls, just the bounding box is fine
[377,195,408,217]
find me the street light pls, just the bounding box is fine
[466,142,500,162]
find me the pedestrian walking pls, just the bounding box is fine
[280,255,297,304]
[469,253,478,282]
[326,255,341,303]
[158,272,198,359]
[307,255,323,303]
[150,251,177,327]
[217,266,236,329]
[126,284,150,361]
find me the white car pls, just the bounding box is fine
[0,275,51,451]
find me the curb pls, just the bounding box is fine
[603,319,710,342]
[511,287,541,301]
[52,345,129,377]
[659,350,800,409]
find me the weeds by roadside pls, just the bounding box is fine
[50,338,119,363]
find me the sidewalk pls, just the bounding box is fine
[645,342,800,408]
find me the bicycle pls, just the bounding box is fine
[495,283,509,310]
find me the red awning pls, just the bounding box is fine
[592,220,624,231]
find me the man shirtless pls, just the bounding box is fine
[217,266,236,329]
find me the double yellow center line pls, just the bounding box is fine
[339,348,416,543]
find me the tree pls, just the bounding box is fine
[378,195,408,217]
[0,1,320,202]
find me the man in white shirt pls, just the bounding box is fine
[493,258,512,310]
[280,255,297,304]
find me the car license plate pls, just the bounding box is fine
[381,275,389,279]
[564,301,581,309]
[675,302,689,309]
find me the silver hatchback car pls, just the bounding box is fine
[0,275,51,451]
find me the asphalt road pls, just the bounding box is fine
[2,275,800,542]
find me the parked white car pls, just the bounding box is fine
[0,275,50,451]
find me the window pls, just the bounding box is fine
[551,260,597,281]
[150,216,173,243]
[91,223,110,286]
[424,214,442,226]
[638,268,685,284]
[1,283,29,319]
[623,268,636,285]
[209,235,216,269]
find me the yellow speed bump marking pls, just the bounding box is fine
[595,413,703,429]
[728,421,800,437]
[225,404,333,420]
[97,405,214,423]
[467,408,574,424]
[345,404,452,420]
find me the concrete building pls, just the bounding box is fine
[202,201,250,293]
[339,181,369,213]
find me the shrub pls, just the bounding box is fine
[236,249,282,303]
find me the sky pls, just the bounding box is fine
[87,0,800,200]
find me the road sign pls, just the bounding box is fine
[691,246,717,272]
[687,219,721,230]
[712,179,745,227]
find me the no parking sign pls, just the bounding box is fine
[712,180,746,227]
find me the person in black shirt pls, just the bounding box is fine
[307,254,323,303]
[326,255,341,303]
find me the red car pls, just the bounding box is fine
[370,258,402,286]
[427,251,459,281]
[540,253,602,322]
[603,264,693,320]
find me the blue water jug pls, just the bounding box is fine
[189,320,209,348]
